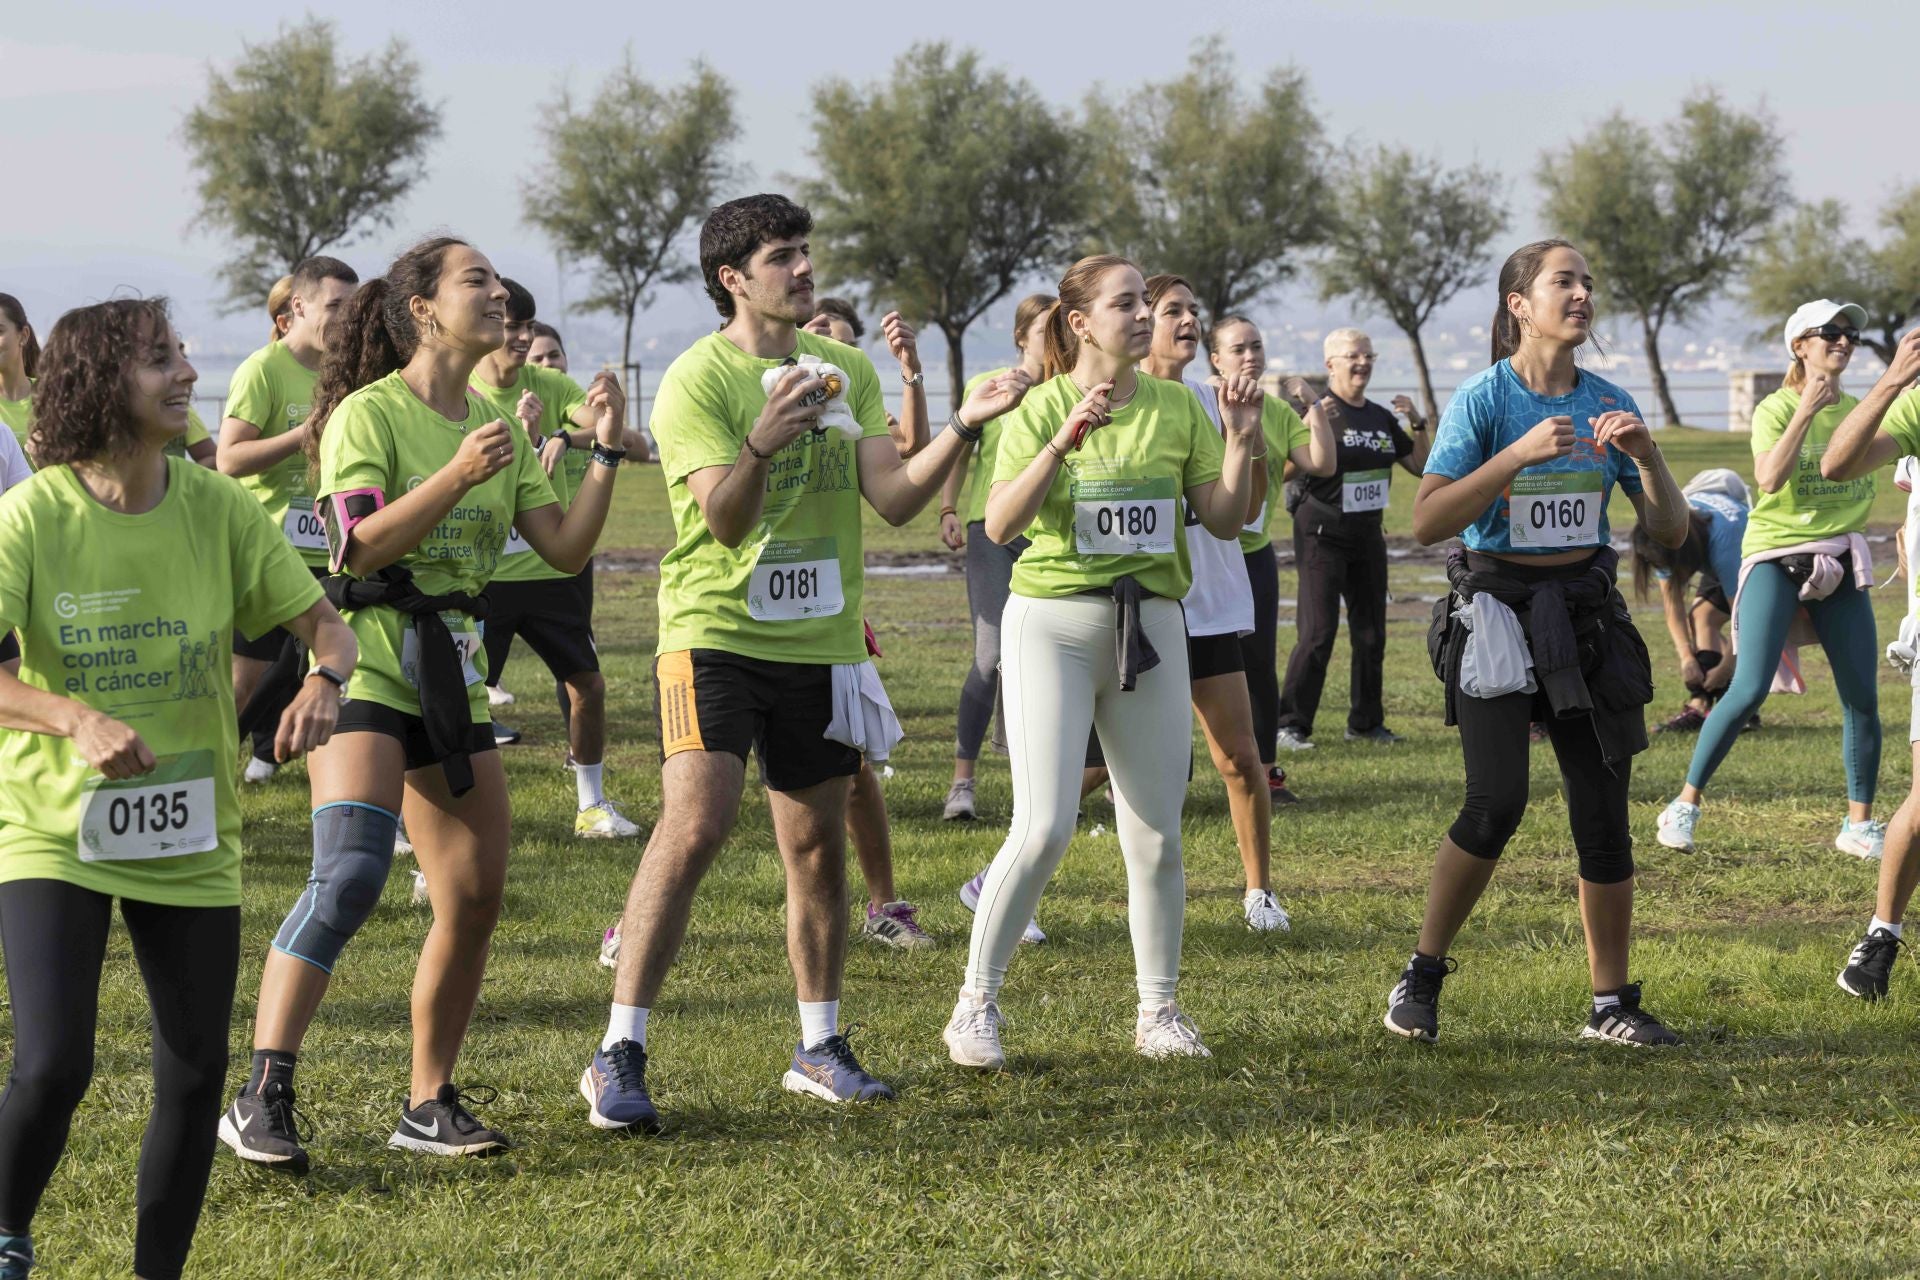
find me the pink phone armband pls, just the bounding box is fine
[322,488,386,574]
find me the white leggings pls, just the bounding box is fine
[963,592,1192,1008]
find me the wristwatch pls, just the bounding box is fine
[309,664,349,690]
[901,370,924,387]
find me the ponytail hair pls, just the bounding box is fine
[1490,238,1580,365]
[1011,292,1055,354]
[304,236,467,474]
[1040,253,1140,381]
[0,293,40,379]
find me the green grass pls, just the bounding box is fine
[16,429,1920,1277]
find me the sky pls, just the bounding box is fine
[3,0,1917,385]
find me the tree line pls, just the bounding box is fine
[183,20,1919,427]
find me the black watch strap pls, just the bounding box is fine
[310,664,349,689]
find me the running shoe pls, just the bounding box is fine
[0,1235,31,1280]
[958,871,1044,944]
[862,899,936,950]
[1742,713,1763,733]
[1243,889,1291,933]
[387,1084,510,1157]
[487,683,515,708]
[575,800,641,839]
[218,1078,311,1175]
[943,992,1007,1069]
[1837,818,1888,861]
[1838,927,1903,1000]
[1656,799,1699,852]
[1655,705,1706,734]
[1581,983,1682,1046]
[410,868,429,906]
[598,924,621,969]
[1344,725,1402,745]
[492,721,522,747]
[781,1031,896,1103]
[580,1039,661,1133]
[1528,721,1548,745]
[1384,954,1457,1042]
[1135,1003,1212,1059]
[1274,727,1315,752]
[242,755,278,784]
[942,779,977,822]
[1267,766,1299,806]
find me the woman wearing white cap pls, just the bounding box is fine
[1656,299,1885,857]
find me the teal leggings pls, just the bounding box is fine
[1685,559,1880,802]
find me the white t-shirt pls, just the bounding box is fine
[1179,378,1254,639]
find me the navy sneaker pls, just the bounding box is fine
[1384,954,1457,1042]
[581,1039,662,1133]
[781,1030,896,1103]
[0,1233,32,1279]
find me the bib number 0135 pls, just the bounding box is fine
[78,750,219,863]
[1508,469,1602,548]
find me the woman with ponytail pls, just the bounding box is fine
[942,255,1264,1069]
[1384,239,1691,1048]
[220,238,630,1173]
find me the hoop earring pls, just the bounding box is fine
[425,315,440,342]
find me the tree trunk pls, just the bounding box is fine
[941,322,966,426]
[1406,326,1440,428]
[622,303,637,436]
[1871,325,1897,366]
[1640,314,1681,427]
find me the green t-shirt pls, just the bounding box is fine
[1239,396,1311,553]
[652,331,891,665]
[319,371,558,719]
[0,460,324,907]
[993,372,1224,600]
[962,366,1011,526]
[226,341,325,565]
[1875,390,1920,621]
[1743,387,1875,554]
[470,363,591,583]
[0,385,30,455]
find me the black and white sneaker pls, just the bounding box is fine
[1581,983,1682,1046]
[387,1084,510,1157]
[1384,954,1456,1042]
[1838,927,1902,1000]
[217,1079,311,1175]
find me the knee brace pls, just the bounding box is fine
[271,801,398,973]
[1576,844,1635,885]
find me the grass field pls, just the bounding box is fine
[17,427,1920,1277]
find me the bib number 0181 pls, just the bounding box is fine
[763,564,822,603]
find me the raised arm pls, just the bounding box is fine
[1755,374,1837,492]
[514,377,631,574]
[862,370,1032,527]
[1392,394,1432,477]
[881,313,930,459]
[1185,375,1263,540]
[1823,328,1920,482]
[683,367,831,549]
[1296,399,1337,477]
[986,379,1109,545]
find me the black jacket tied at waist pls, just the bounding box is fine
[324,565,490,795]
[1079,576,1161,691]
[1427,545,1653,768]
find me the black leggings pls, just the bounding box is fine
[1450,688,1634,884]
[1278,515,1389,738]
[1238,544,1281,764]
[0,879,239,1280]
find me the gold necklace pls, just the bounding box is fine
[1071,370,1138,410]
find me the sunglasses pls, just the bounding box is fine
[1803,324,1859,343]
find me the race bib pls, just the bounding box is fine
[1073,477,1176,555]
[400,615,485,688]
[1243,500,1268,535]
[282,500,327,550]
[502,524,532,557]
[748,537,844,621]
[1509,469,1602,548]
[79,750,218,863]
[1341,469,1391,514]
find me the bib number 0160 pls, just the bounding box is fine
[1524,495,1587,532]
[1507,469,1602,548]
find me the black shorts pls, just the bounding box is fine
[1187,631,1246,680]
[1693,578,1731,617]
[484,573,598,681]
[335,699,499,772]
[0,631,17,664]
[655,649,860,793]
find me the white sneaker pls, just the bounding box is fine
[394,825,414,857]
[242,756,277,784]
[958,870,1045,945]
[598,924,620,969]
[410,869,429,906]
[575,800,641,839]
[487,684,515,708]
[1243,889,1291,933]
[1655,799,1699,852]
[1135,1002,1212,1059]
[1274,727,1315,752]
[1837,818,1888,860]
[943,992,1006,1069]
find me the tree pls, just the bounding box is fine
[1746,189,1920,363]
[1539,92,1790,425]
[523,57,740,399]
[799,43,1092,410]
[1084,37,1327,319]
[1316,147,1507,425]
[183,19,441,310]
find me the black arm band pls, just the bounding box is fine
[948,412,983,445]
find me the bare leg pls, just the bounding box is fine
[1082,766,1109,800]
[232,654,271,722]
[847,761,895,909]
[1414,837,1499,960]
[767,775,856,1002]
[1578,877,1633,993]
[1875,745,1920,923]
[1191,670,1271,892]
[612,751,744,1006]
[563,670,606,767]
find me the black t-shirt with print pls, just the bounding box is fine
[1301,397,1413,521]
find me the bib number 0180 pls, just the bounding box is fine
[1092,503,1157,539]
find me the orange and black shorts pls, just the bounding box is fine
[654,649,861,793]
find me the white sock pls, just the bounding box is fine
[1872,916,1904,938]
[1592,990,1623,1014]
[575,761,605,810]
[603,1003,648,1050]
[798,999,839,1050]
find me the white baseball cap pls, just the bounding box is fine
[1783,299,1868,359]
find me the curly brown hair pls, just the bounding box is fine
[30,297,173,467]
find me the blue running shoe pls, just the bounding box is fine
[782,1029,897,1103]
[0,1233,31,1279]
[581,1039,662,1133]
